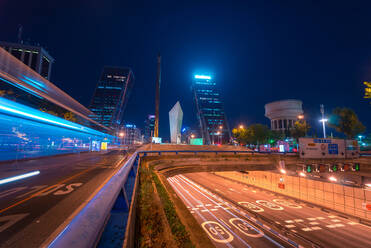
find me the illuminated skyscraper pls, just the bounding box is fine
[144,114,155,142]
[192,75,230,144]
[89,66,134,129]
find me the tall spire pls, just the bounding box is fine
[154,53,161,137]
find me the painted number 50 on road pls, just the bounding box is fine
[201,221,234,243]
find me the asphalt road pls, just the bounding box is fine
[0,150,129,248]
[173,172,371,248]
[168,175,297,248]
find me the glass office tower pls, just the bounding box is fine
[89,67,134,129]
[192,75,230,145]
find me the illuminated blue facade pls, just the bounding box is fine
[0,47,115,161]
[192,75,231,144]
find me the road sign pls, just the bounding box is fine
[352,163,360,171]
[362,202,371,211]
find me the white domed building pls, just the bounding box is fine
[265,99,304,131]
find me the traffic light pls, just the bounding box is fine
[352,163,360,171]
[306,165,312,173]
[330,164,338,172]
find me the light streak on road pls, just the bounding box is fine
[0,171,40,185]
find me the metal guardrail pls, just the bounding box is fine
[140,150,297,156]
[47,152,140,248]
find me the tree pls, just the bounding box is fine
[268,130,284,145]
[232,124,271,149]
[328,107,366,139]
[232,127,253,145]
[364,81,371,103]
[249,124,271,150]
[290,120,310,141]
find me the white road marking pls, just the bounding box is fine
[328,215,337,218]
[196,204,203,207]
[210,209,218,211]
[201,209,209,212]
[201,221,234,243]
[252,190,256,193]
[311,226,322,230]
[309,222,319,225]
[219,218,231,228]
[331,219,341,223]
[294,219,304,223]
[307,217,316,221]
[285,220,294,223]
[326,224,337,228]
[316,217,325,220]
[348,222,359,225]
[285,224,296,228]
[334,224,345,227]
[190,211,194,213]
[0,213,30,232]
[302,227,312,232]
[205,204,212,206]
[192,208,199,210]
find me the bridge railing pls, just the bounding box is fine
[46,152,140,248]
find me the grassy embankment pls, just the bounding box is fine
[136,160,194,248]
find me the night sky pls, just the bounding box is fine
[1,1,370,139]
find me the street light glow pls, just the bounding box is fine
[329,176,337,182]
[280,169,286,174]
[191,134,195,138]
[298,115,304,120]
[319,118,328,122]
[299,172,306,177]
[194,75,211,80]
[119,132,124,137]
[219,125,223,129]
[239,125,244,129]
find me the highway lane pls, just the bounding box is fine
[0,150,129,248]
[184,172,371,248]
[168,175,298,248]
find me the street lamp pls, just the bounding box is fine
[280,169,286,174]
[190,134,195,139]
[239,124,244,129]
[329,176,337,182]
[298,115,304,120]
[299,172,306,177]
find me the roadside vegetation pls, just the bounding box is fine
[136,160,194,248]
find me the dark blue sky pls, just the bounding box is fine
[1,0,370,139]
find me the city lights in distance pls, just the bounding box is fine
[299,172,306,177]
[0,170,40,185]
[329,176,337,182]
[194,75,211,80]
[280,169,286,174]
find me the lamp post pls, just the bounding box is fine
[119,132,124,146]
[319,104,327,138]
[219,125,223,144]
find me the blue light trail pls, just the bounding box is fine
[0,170,40,185]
